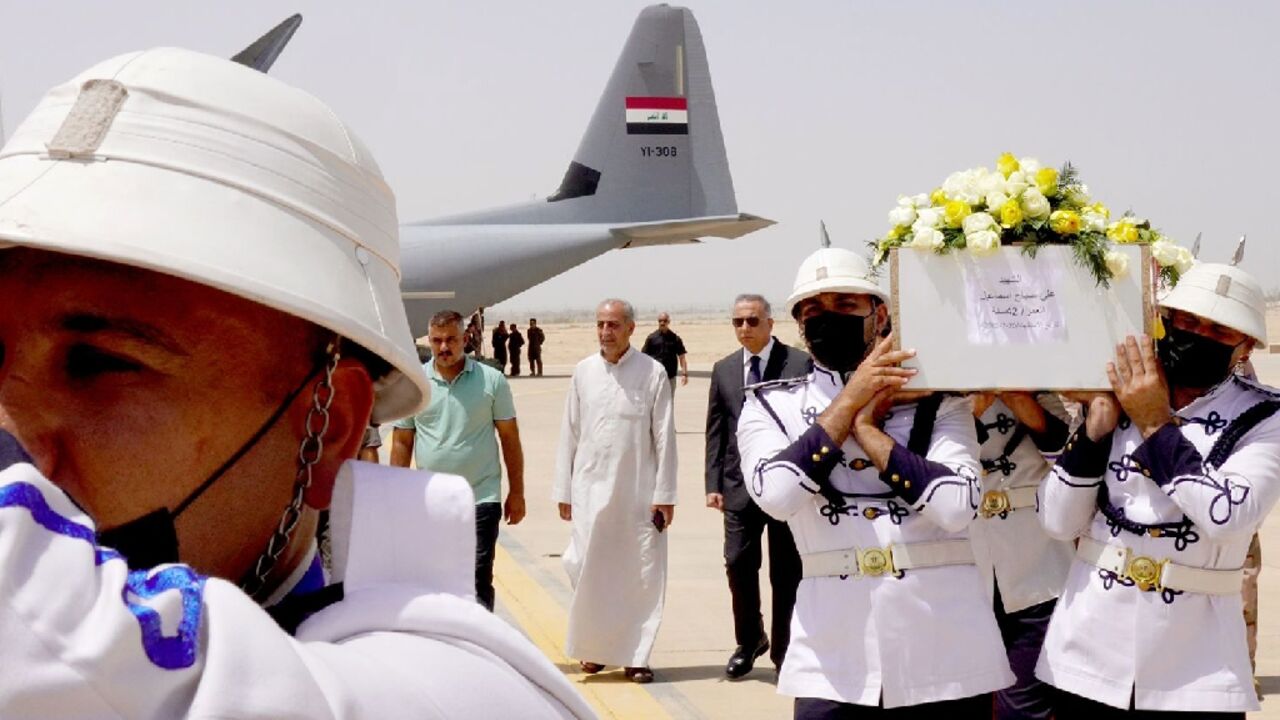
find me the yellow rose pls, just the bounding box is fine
[999,200,1023,228]
[1034,167,1059,196]
[997,152,1019,178]
[886,225,906,241]
[930,187,948,205]
[1049,210,1081,235]
[1088,203,1110,220]
[1107,220,1139,244]
[943,200,972,228]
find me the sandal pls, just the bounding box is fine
[624,666,654,684]
[579,661,605,674]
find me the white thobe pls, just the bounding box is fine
[552,347,678,667]
[737,365,1014,707]
[968,396,1075,613]
[1037,374,1280,712]
[0,460,595,718]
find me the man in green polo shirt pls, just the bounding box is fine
[391,310,527,611]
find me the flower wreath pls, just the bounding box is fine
[870,153,1193,287]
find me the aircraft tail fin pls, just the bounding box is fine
[421,5,744,227]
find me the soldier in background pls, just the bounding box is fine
[527,318,546,377]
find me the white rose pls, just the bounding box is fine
[962,211,998,235]
[914,207,943,229]
[888,205,917,227]
[1150,239,1181,267]
[912,193,931,208]
[944,169,983,205]
[911,226,946,250]
[1104,249,1129,278]
[1004,171,1029,198]
[1020,157,1042,174]
[896,194,915,207]
[985,191,1010,212]
[977,171,1005,197]
[967,229,1001,255]
[1174,247,1195,275]
[1020,188,1050,219]
[1081,210,1106,233]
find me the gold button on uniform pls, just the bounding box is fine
[904,480,912,489]
[820,446,830,455]
[890,473,900,483]
[812,453,822,462]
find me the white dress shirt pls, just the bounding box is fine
[1036,374,1280,712]
[737,365,1013,707]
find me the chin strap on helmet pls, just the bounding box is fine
[241,339,341,601]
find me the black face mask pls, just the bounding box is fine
[96,360,324,571]
[1156,325,1239,390]
[803,311,869,374]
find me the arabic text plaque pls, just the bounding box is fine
[890,244,1154,391]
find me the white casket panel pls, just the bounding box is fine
[890,244,1153,390]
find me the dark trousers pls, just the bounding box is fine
[529,351,543,376]
[1053,689,1244,719]
[493,351,507,373]
[993,584,1056,720]
[509,350,521,376]
[475,502,502,611]
[795,694,991,719]
[725,500,801,668]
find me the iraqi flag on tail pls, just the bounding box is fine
[625,97,688,135]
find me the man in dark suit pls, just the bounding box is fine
[705,293,809,679]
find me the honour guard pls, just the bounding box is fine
[969,391,1073,719]
[0,44,592,717]
[1037,256,1278,717]
[737,248,1013,717]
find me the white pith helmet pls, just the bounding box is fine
[786,247,889,317]
[1160,262,1268,345]
[0,48,427,423]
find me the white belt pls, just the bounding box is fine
[978,487,1038,518]
[1076,536,1242,595]
[802,540,974,579]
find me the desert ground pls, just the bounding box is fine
[402,306,1280,719]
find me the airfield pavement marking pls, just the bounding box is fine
[493,541,674,720]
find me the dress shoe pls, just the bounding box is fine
[624,666,653,683]
[725,636,770,679]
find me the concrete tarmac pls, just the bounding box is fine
[422,346,1280,719]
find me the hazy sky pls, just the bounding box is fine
[3,1,1277,315]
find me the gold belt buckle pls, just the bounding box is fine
[857,546,895,577]
[1125,553,1166,592]
[980,490,1011,518]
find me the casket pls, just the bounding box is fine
[891,244,1155,390]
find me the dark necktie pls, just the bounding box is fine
[748,354,762,385]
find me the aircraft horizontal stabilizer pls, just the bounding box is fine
[610,214,775,248]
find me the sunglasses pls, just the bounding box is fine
[732,317,762,328]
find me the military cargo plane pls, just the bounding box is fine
[241,6,772,338]
[395,4,772,335]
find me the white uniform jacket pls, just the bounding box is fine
[737,365,1014,708]
[0,460,596,719]
[969,396,1075,613]
[1036,375,1280,713]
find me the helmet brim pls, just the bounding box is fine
[0,154,427,423]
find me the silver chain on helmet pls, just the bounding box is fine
[241,343,341,600]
